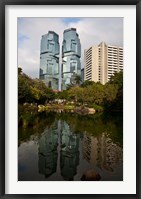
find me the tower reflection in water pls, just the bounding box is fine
[38,119,122,180]
[38,121,80,180]
[60,121,80,180]
[38,121,58,178]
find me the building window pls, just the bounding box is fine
[71,40,77,52]
[47,63,53,75]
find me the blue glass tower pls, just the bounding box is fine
[39,31,60,90]
[62,28,81,90]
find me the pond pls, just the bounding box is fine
[18,109,123,181]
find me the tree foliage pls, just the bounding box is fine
[67,74,82,89]
[18,67,55,104]
[74,74,82,86]
[18,67,123,111]
[106,71,123,110]
[81,80,95,87]
[66,72,123,111]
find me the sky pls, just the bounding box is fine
[18,17,123,78]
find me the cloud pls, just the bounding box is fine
[69,18,123,67]
[18,17,123,78]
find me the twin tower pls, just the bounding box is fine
[39,28,81,91]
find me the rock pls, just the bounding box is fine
[74,106,95,115]
[74,106,89,115]
[88,108,96,114]
[81,170,101,181]
[38,105,46,112]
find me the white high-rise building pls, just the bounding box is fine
[84,42,123,84]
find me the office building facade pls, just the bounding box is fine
[39,31,60,90]
[62,28,81,90]
[84,42,123,84]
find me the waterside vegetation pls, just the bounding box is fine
[18,67,123,114]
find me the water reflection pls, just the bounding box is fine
[38,121,80,180]
[60,121,80,180]
[37,120,122,180]
[18,112,123,181]
[82,133,122,173]
[38,121,58,178]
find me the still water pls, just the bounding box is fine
[18,111,123,181]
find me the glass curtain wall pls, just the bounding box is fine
[40,31,60,90]
[62,28,81,90]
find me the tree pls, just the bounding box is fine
[18,67,22,75]
[81,83,104,105]
[108,71,123,89]
[69,74,82,87]
[104,71,123,111]
[68,86,84,102]
[56,90,69,100]
[74,74,82,86]
[18,72,33,103]
[18,67,55,104]
[81,80,95,88]
[30,79,55,104]
[66,83,74,90]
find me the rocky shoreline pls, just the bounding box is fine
[38,104,96,115]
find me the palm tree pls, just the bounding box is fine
[74,74,82,86]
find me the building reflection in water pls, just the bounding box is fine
[38,120,122,180]
[60,121,80,180]
[38,121,80,180]
[82,132,123,173]
[38,121,58,178]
